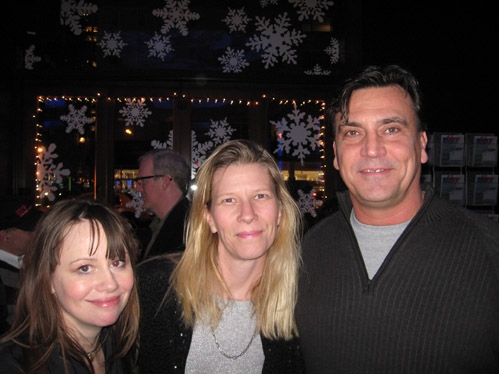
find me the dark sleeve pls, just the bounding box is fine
[137,257,192,373]
[0,342,25,374]
[261,335,305,374]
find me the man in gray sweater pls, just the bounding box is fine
[295,65,499,373]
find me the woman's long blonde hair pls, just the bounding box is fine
[170,139,303,340]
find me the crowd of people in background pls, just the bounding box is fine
[0,65,497,373]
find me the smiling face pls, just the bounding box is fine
[204,163,282,269]
[333,85,428,223]
[51,220,134,335]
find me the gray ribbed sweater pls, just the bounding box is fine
[296,188,499,373]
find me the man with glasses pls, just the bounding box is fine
[136,149,191,262]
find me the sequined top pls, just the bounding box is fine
[137,257,305,374]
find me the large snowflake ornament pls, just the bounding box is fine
[218,47,249,73]
[36,143,71,202]
[146,32,174,61]
[206,117,236,146]
[304,64,331,75]
[60,0,98,36]
[297,189,319,217]
[272,103,322,165]
[24,45,42,70]
[99,31,127,57]
[152,0,200,36]
[60,104,93,134]
[246,13,306,69]
[289,0,334,22]
[222,7,251,33]
[325,37,340,64]
[119,98,152,127]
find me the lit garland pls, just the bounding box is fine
[34,94,328,204]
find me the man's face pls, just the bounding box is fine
[333,85,428,215]
[136,156,164,213]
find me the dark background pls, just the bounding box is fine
[361,2,496,134]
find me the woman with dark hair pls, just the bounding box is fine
[0,199,140,373]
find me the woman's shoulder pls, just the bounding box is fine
[137,255,176,279]
[0,341,25,373]
[137,255,177,300]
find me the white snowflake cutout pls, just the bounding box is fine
[152,0,200,36]
[36,143,71,202]
[126,189,147,218]
[297,189,319,217]
[222,7,251,33]
[60,104,93,135]
[24,45,41,70]
[60,0,98,36]
[260,0,278,7]
[289,0,334,22]
[246,12,306,69]
[218,47,249,73]
[99,31,127,58]
[325,37,340,64]
[272,103,322,165]
[145,32,174,61]
[119,98,152,127]
[152,130,174,150]
[304,64,331,75]
[206,117,236,146]
[191,130,213,177]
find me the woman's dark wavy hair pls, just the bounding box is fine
[327,64,426,139]
[0,199,140,374]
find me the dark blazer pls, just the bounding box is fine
[137,257,305,374]
[139,196,190,261]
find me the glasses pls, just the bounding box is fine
[134,175,172,186]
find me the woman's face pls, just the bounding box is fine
[51,220,134,335]
[205,163,282,267]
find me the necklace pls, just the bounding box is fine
[86,341,101,361]
[211,327,258,360]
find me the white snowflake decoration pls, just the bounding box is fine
[206,117,236,146]
[99,31,127,58]
[218,47,249,73]
[119,99,152,127]
[145,32,174,61]
[272,103,322,165]
[325,37,340,64]
[60,0,98,36]
[288,0,334,22]
[152,0,200,36]
[191,131,213,177]
[36,143,71,202]
[304,64,331,75]
[297,189,319,217]
[24,45,41,70]
[222,7,251,33]
[260,0,278,7]
[125,189,147,219]
[60,104,93,134]
[246,12,306,69]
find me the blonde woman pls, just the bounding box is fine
[138,139,304,373]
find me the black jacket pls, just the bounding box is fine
[137,257,305,373]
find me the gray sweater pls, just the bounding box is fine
[296,188,499,373]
